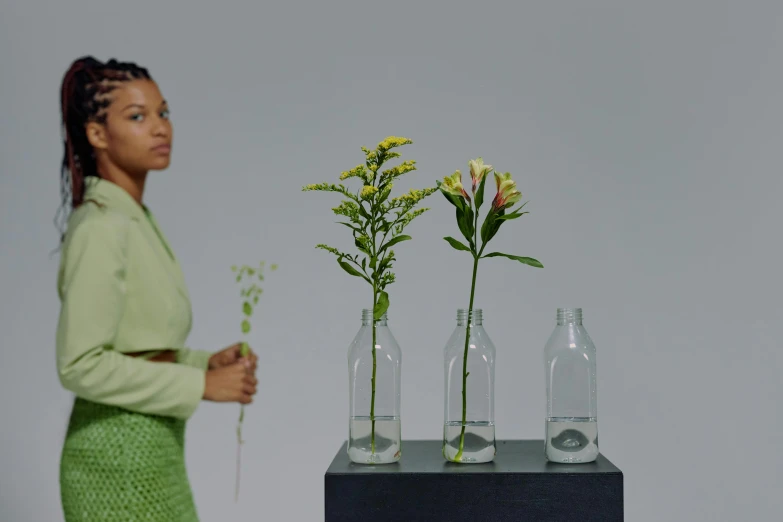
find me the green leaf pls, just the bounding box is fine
[369,256,377,270]
[496,211,528,221]
[437,180,466,212]
[482,252,544,268]
[481,208,505,244]
[443,236,471,252]
[355,237,370,255]
[464,205,475,239]
[456,207,472,245]
[496,204,529,221]
[475,173,488,211]
[380,234,411,252]
[377,186,392,206]
[357,201,372,220]
[337,221,362,233]
[487,214,505,242]
[378,252,394,273]
[253,296,259,304]
[338,259,369,282]
[374,291,390,320]
[241,320,251,334]
[457,205,475,247]
[236,275,241,282]
[243,302,253,316]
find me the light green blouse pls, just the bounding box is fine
[56,177,212,420]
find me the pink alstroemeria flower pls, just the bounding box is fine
[468,157,492,193]
[491,172,522,210]
[440,170,471,202]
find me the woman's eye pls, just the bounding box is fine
[130,113,144,122]
[160,109,170,119]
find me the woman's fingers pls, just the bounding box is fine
[242,375,257,394]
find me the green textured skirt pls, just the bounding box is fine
[60,397,200,521]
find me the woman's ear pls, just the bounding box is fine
[85,121,108,151]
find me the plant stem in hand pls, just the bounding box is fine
[235,341,249,501]
[235,422,242,502]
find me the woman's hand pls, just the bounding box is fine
[203,342,258,404]
[208,342,257,373]
[203,362,257,404]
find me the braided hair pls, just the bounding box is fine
[56,56,152,241]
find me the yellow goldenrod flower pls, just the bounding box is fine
[360,185,379,199]
[382,160,417,181]
[340,165,367,181]
[377,136,413,151]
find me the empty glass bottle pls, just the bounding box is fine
[443,309,496,463]
[347,309,402,464]
[544,308,599,463]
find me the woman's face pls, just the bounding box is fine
[87,79,173,176]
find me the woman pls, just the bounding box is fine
[55,56,255,521]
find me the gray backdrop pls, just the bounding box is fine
[1,0,780,520]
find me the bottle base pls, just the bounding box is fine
[442,421,496,463]
[348,416,401,464]
[545,417,598,463]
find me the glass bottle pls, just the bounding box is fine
[347,309,402,464]
[544,308,599,463]
[443,309,496,463]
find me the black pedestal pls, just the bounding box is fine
[325,440,623,521]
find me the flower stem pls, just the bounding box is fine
[455,205,482,462]
[455,254,479,461]
[370,187,378,456]
[371,291,377,455]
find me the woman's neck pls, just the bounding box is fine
[98,166,148,206]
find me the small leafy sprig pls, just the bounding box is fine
[230,261,276,501]
[303,136,436,455]
[437,158,543,462]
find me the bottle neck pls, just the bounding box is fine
[457,309,482,327]
[362,309,387,326]
[557,308,583,326]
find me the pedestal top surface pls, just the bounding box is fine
[326,439,622,475]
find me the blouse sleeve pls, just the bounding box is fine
[176,347,214,370]
[55,212,206,420]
